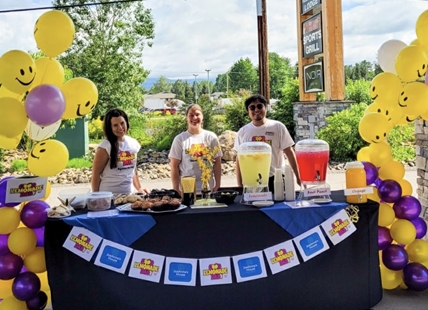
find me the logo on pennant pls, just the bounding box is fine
[168,262,192,282]
[71,234,93,252]
[270,249,294,266]
[134,258,159,276]
[10,182,44,197]
[203,263,228,280]
[329,219,349,236]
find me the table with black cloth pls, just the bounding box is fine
[44,190,382,310]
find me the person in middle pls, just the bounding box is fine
[234,94,301,193]
[169,104,222,197]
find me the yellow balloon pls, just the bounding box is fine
[357,147,371,162]
[368,142,393,167]
[0,83,22,100]
[0,50,36,94]
[421,260,428,269]
[0,279,13,299]
[405,239,428,263]
[380,265,402,290]
[34,10,75,58]
[30,57,65,90]
[390,219,416,245]
[395,114,418,126]
[399,281,408,289]
[395,45,428,82]
[368,186,380,202]
[416,9,428,47]
[410,38,428,57]
[28,139,69,177]
[366,101,403,125]
[379,203,396,227]
[397,179,413,196]
[0,97,28,138]
[37,272,50,292]
[61,77,99,119]
[398,82,428,116]
[8,227,37,256]
[369,73,403,108]
[358,113,392,144]
[0,295,27,310]
[24,247,46,273]
[378,160,405,181]
[0,133,22,150]
[0,208,20,234]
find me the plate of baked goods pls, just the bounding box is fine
[116,201,186,213]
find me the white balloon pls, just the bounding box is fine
[25,119,61,141]
[377,39,407,74]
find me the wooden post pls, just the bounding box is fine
[257,0,270,102]
[322,0,345,100]
[296,0,316,102]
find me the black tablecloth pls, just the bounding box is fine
[44,191,382,310]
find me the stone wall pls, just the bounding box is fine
[415,119,428,224]
[293,100,354,141]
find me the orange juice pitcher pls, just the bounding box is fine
[345,161,367,204]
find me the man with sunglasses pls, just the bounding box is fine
[234,94,301,194]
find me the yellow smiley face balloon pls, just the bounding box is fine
[395,45,428,82]
[0,50,36,94]
[29,57,65,90]
[61,77,99,119]
[416,9,428,47]
[369,73,402,109]
[34,10,75,58]
[398,82,428,116]
[365,102,403,124]
[0,97,28,138]
[358,112,392,144]
[395,114,418,126]
[28,139,69,177]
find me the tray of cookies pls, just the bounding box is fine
[115,189,185,213]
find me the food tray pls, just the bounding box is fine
[116,203,187,214]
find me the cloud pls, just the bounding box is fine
[1,0,427,79]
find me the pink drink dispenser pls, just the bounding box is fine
[295,139,330,186]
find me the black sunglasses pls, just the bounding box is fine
[248,103,264,111]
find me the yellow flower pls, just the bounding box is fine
[186,144,220,190]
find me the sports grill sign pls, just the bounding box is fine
[302,13,323,58]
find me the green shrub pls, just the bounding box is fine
[10,159,27,172]
[66,158,93,169]
[88,118,103,140]
[345,79,372,104]
[152,115,187,151]
[128,113,150,144]
[316,102,368,162]
[223,97,251,132]
[388,123,416,161]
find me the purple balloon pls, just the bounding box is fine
[0,252,24,280]
[25,84,66,127]
[382,244,408,270]
[378,179,402,203]
[362,161,378,185]
[0,176,20,207]
[403,263,428,291]
[411,217,428,239]
[12,271,41,301]
[0,234,9,255]
[26,291,48,310]
[20,200,49,229]
[374,178,383,187]
[393,196,422,220]
[33,227,45,247]
[378,226,393,251]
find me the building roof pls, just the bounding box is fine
[145,93,176,99]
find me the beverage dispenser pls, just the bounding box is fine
[237,142,271,204]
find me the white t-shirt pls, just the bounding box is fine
[169,130,222,192]
[234,119,294,177]
[97,135,141,195]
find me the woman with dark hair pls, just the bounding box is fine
[91,108,150,195]
[169,104,222,196]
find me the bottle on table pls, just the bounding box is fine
[273,168,285,201]
[284,164,295,201]
[345,161,367,204]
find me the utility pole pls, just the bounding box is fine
[257,0,270,102]
[205,69,211,100]
[226,71,229,95]
[193,74,198,103]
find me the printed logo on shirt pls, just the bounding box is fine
[117,151,135,166]
[251,136,272,145]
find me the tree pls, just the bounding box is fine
[150,76,172,94]
[268,52,294,99]
[53,0,155,118]
[228,58,258,92]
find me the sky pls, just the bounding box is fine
[1,0,428,80]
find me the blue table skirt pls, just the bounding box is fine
[261,201,349,237]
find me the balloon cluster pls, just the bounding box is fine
[356,10,428,292]
[0,177,52,310]
[0,10,98,309]
[0,10,99,178]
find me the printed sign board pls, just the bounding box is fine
[301,0,322,15]
[302,13,323,58]
[303,60,324,93]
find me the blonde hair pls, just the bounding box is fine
[185,104,203,116]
